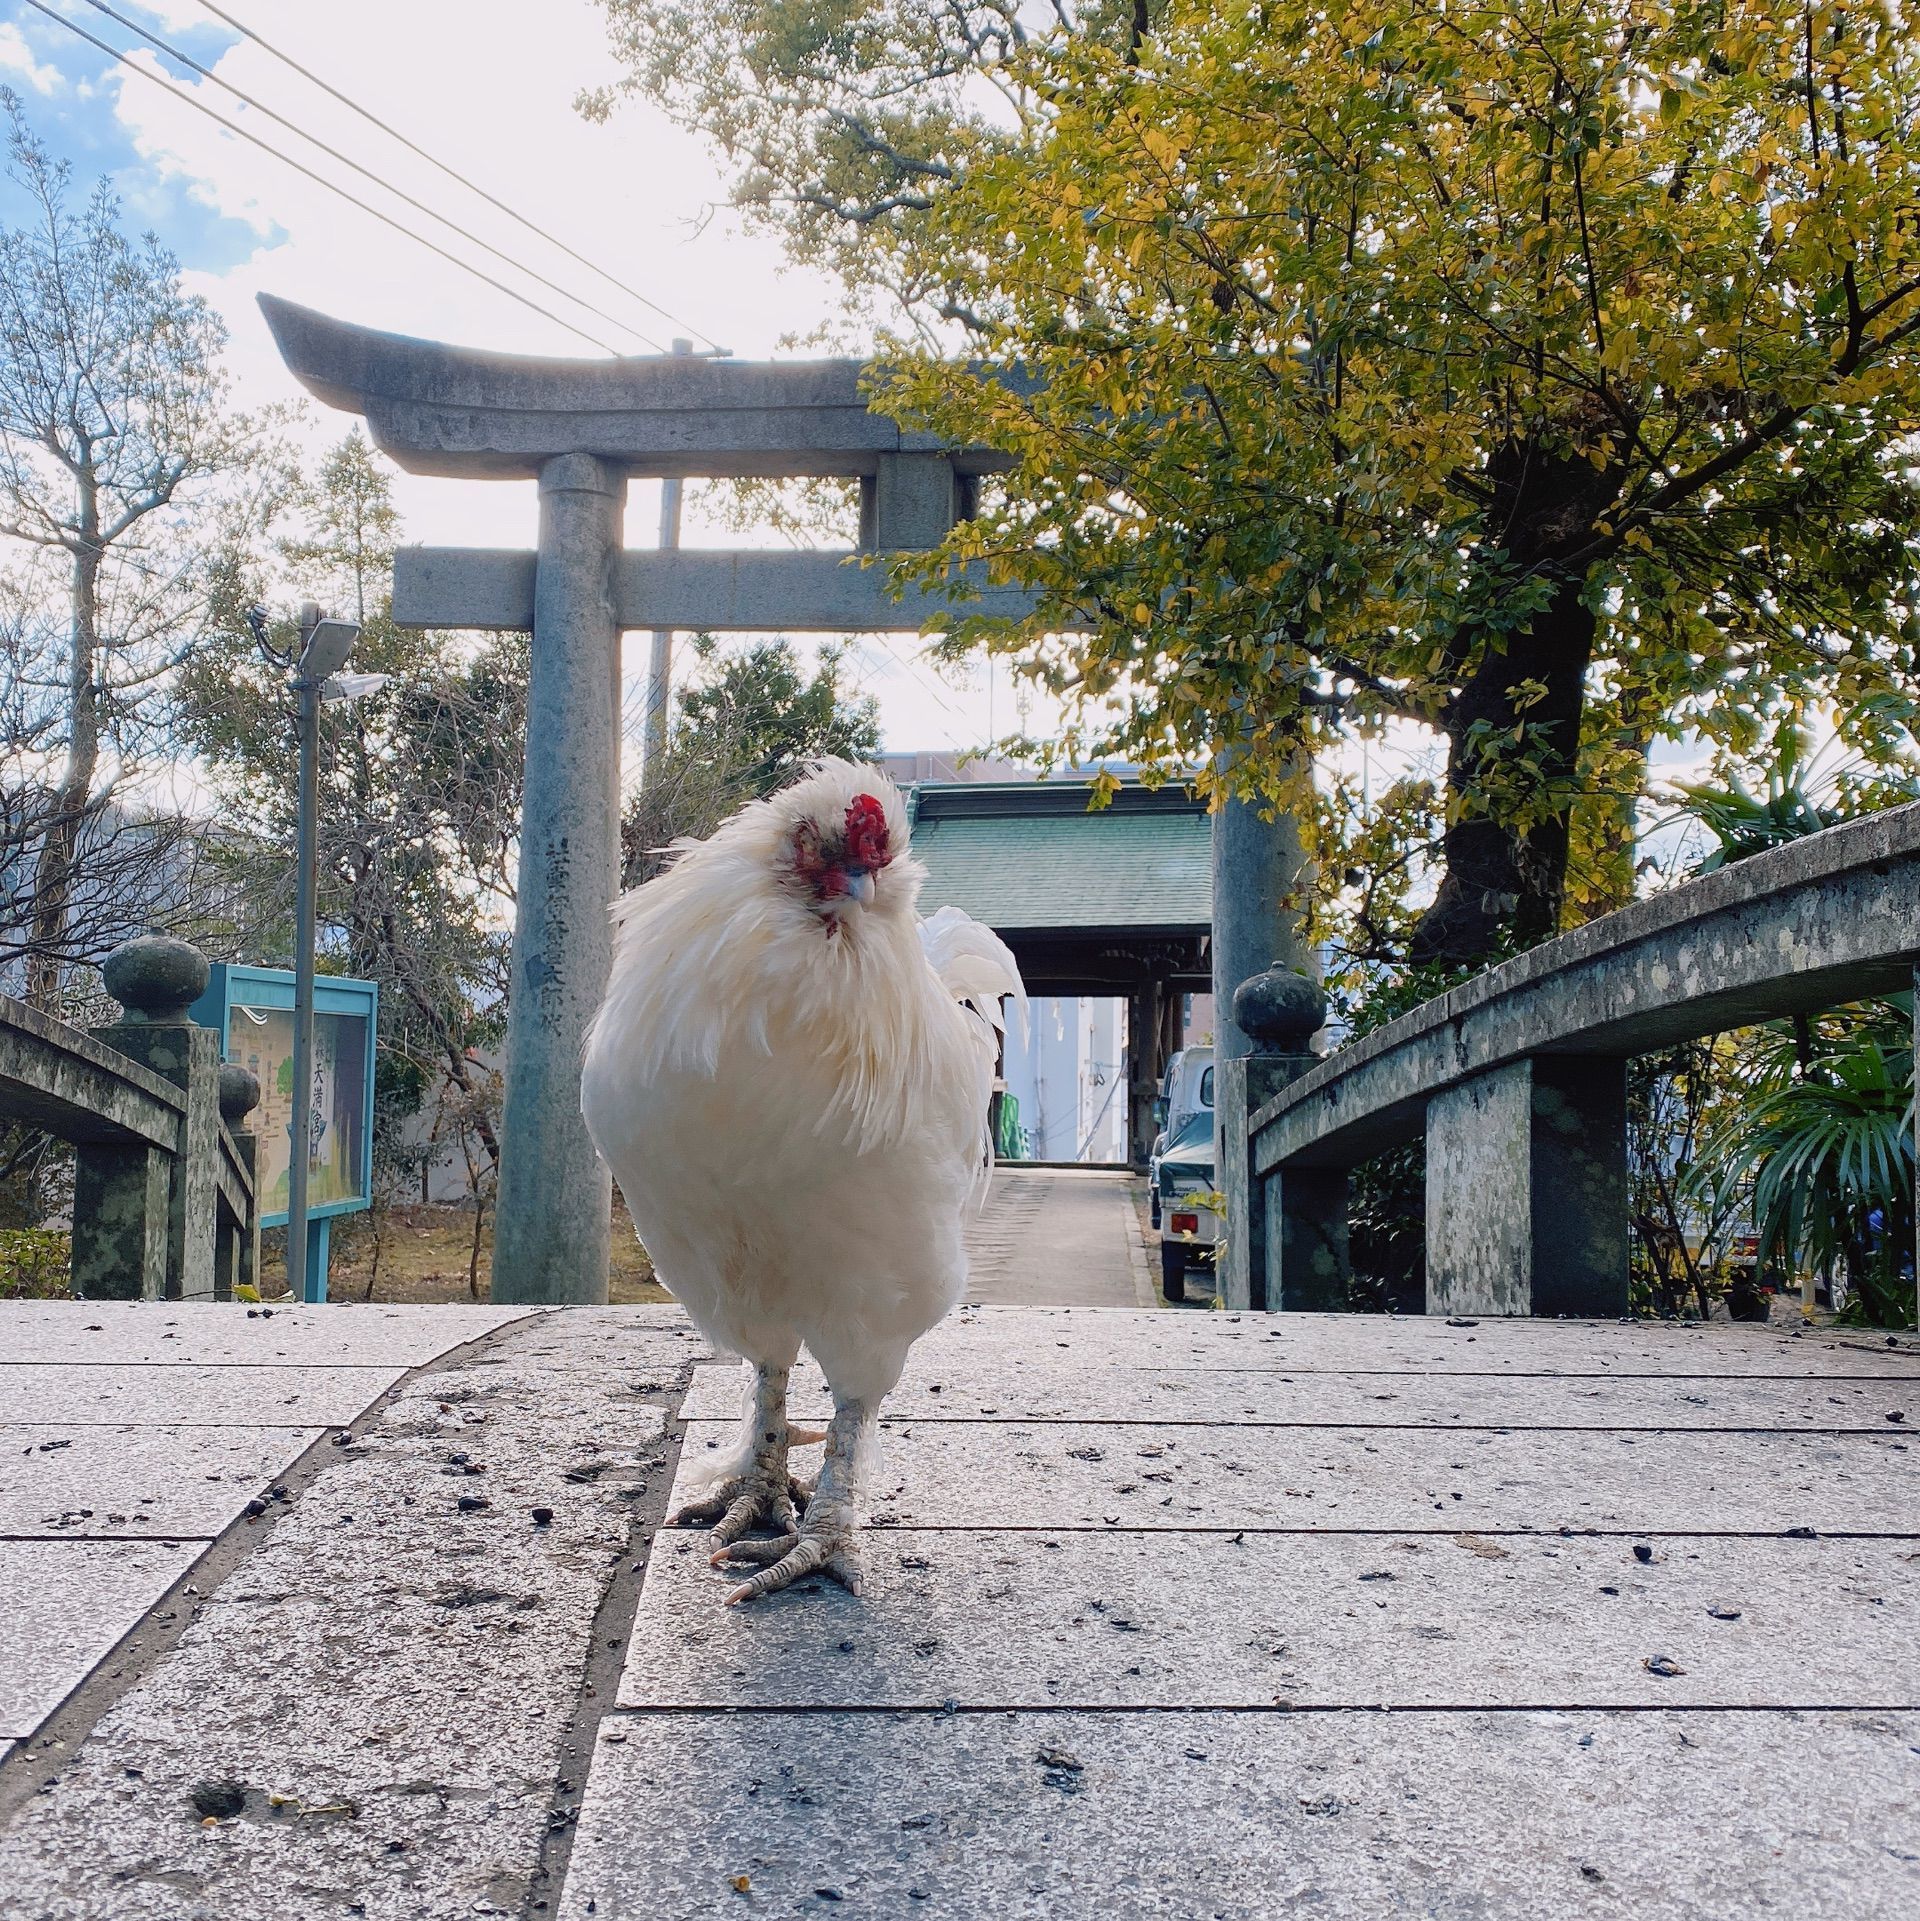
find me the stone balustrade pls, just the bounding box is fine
[1221,803,1920,1316]
[0,937,260,1300]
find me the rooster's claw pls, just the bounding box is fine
[715,1524,863,1604]
[669,1466,806,1543]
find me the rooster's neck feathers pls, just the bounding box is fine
[592,760,967,1151]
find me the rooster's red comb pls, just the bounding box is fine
[844,792,892,869]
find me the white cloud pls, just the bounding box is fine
[131,3,229,31]
[0,20,62,94]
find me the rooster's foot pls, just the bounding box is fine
[669,1360,825,1547]
[669,1464,810,1548]
[714,1507,863,1605]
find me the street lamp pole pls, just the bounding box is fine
[262,600,365,1303]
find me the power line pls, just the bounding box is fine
[22,0,624,352]
[62,0,662,353]
[760,516,986,742]
[190,0,727,356]
[862,630,987,736]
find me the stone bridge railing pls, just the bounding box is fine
[1218,802,1920,1317]
[0,937,261,1299]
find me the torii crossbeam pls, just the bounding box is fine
[260,296,1040,1305]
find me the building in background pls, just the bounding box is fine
[907,776,1212,1166]
[1001,994,1129,1163]
[877,753,1035,789]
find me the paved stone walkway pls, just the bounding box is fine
[571,1310,1920,1920]
[3,1301,1918,1918]
[0,1300,537,1767]
[963,1167,1155,1309]
[0,1302,702,1919]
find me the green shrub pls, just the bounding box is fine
[0,1229,72,1300]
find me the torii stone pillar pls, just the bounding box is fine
[259,296,1028,1304]
[494,454,627,1300]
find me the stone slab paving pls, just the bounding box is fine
[0,1309,695,1921]
[0,1301,540,1765]
[0,1362,413,1427]
[497,1300,715,1386]
[622,1529,1919,1709]
[0,1541,202,1738]
[564,1307,1920,1920]
[560,1709,1920,1920]
[674,1418,1917,1534]
[680,1356,1920,1427]
[905,1304,1920,1376]
[0,1424,327,1538]
[0,1300,537,1368]
[6,1298,1918,1918]
[963,1169,1154,1308]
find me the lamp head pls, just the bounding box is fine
[300,617,359,681]
[321,672,393,704]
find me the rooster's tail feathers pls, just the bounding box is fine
[917,905,1027,1037]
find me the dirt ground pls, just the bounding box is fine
[258,1199,673,1306]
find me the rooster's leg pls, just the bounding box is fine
[669,1360,816,1548]
[714,1396,873,1605]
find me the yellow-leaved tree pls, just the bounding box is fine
[590,1,1920,960]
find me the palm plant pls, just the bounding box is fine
[1670,724,1917,876]
[1670,728,1918,1329]
[1689,1003,1915,1329]
[1673,729,1840,870]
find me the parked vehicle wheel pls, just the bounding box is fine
[1160,1239,1186,1304]
[1149,1191,1162,1229]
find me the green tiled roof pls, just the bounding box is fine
[908,782,1211,934]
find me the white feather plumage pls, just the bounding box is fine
[581,760,1025,1411]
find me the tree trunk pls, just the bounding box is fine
[25,478,103,1013]
[1410,438,1617,965]
[1410,581,1597,962]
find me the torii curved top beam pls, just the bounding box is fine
[258,294,1008,483]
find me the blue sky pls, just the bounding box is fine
[0,3,279,270]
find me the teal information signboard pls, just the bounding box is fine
[190,964,378,1301]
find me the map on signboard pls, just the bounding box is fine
[222,1005,371,1216]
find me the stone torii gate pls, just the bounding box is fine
[260,295,1307,1306]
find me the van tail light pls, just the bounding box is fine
[1170,1212,1199,1235]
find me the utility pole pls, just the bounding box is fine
[286,602,322,1301]
[640,338,693,784]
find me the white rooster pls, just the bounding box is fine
[581,758,1024,1604]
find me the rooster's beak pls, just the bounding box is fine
[843,868,876,906]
